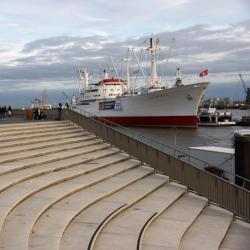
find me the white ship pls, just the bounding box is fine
[76,38,209,127]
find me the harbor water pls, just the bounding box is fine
[122,109,250,154]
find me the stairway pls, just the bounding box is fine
[0,121,249,250]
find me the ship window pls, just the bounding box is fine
[86,89,98,92]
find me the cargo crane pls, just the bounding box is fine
[62,91,69,101]
[239,73,250,107]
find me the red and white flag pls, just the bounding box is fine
[199,69,208,77]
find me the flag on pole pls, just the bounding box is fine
[199,69,208,77]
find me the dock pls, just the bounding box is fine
[198,121,236,126]
[0,112,249,250]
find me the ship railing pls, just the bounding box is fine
[65,107,250,222]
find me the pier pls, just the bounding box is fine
[0,110,249,249]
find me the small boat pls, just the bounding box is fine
[198,107,235,126]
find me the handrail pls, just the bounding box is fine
[74,106,250,186]
[66,109,250,222]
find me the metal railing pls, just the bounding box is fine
[65,108,250,222]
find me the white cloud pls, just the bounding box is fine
[0,20,250,92]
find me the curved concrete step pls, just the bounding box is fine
[0,125,75,138]
[219,219,250,250]
[59,173,169,250]
[0,130,90,149]
[0,121,68,129]
[93,182,186,250]
[0,148,121,192]
[29,166,154,250]
[141,192,207,250]
[0,159,142,250]
[0,134,96,156]
[0,122,71,133]
[0,150,128,235]
[0,127,82,143]
[0,133,96,156]
[179,204,233,250]
[0,143,110,175]
[0,137,101,164]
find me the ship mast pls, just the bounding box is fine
[111,56,124,93]
[149,37,159,88]
[78,67,89,89]
[123,49,130,93]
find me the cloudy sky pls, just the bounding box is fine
[0,0,250,106]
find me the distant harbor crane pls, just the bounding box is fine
[239,73,250,107]
[62,91,69,101]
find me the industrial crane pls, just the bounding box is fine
[239,73,250,106]
[62,91,69,101]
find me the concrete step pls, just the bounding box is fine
[0,124,75,138]
[29,166,154,250]
[0,159,142,250]
[0,137,102,164]
[141,192,208,250]
[59,173,169,250]
[0,134,96,155]
[0,127,83,143]
[0,122,71,133]
[93,182,186,250]
[0,150,128,236]
[0,120,69,127]
[0,121,68,129]
[219,219,250,250]
[0,130,90,149]
[0,143,110,175]
[0,148,121,192]
[179,204,233,250]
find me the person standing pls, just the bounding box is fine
[7,106,12,117]
[57,103,62,120]
[2,106,7,119]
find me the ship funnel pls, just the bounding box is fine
[175,68,183,86]
[103,69,109,79]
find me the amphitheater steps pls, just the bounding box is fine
[0,121,68,129]
[59,174,168,250]
[0,121,249,250]
[0,127,83,143]
[0,143,110,175]
[178,204,233,250]
[0,133,95,155]
[92,182,186,250]
[0,150,129,233]
[0,130,91,149]
[0,137,103,164]
[141,192,208,250]
[0,125,75,138]
[0,122,70,133]
[0,148,122,192]
[0,160,146,250]
[219,219,250,250]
